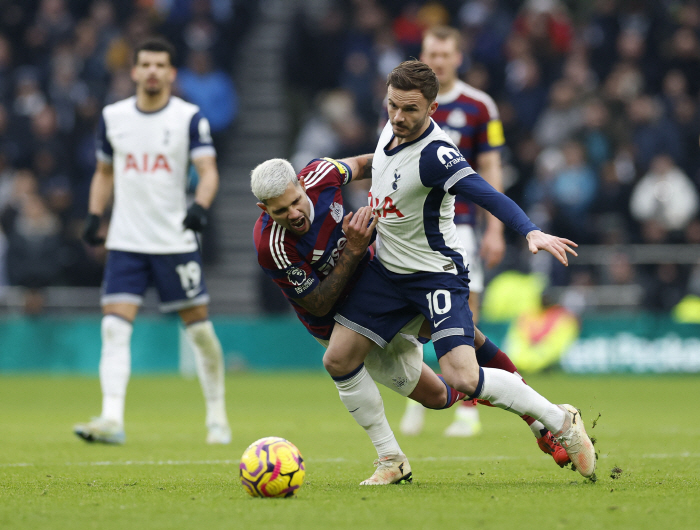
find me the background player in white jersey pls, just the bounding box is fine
[74,37,230,445]
[400,26,505,437]
[325,61,596,479]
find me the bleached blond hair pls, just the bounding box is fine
[250,158,299,204]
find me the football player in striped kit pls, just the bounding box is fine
[74,37,230,445]
[325,60,596,480]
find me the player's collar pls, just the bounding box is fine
[134,96,172,115]
[383,120,435,156]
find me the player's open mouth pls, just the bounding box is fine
[290,217,306,231]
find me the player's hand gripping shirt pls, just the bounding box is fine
[97,96,216,254]
[254,158,366,339]
[432,80,505,226]
[370,119,537,275]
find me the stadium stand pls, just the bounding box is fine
[1,0,700,316]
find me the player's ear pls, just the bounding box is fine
[257,202,268,212]
[298,177,306,191]
[428,100,439,117]
[130,66,138,83]
[169,67,177,83]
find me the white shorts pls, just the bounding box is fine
[456,224,484,293]
[317,315,425,397]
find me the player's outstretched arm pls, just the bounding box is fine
[526,230,578,266]
[296,206,378,316]
[83,160,114,246]
[339,154,374,182]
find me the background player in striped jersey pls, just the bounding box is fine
[74,37,230,445]
[251,156,567,484]
[399,25,509,438]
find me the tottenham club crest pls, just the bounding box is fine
[286,267,307,286]
[330,202,343,223]
[392,170,401,190]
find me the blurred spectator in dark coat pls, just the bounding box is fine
[627,95,683,172]
[3,191,62,289]
[664,27,700,96]
[505,52,548,131]
[534,79,584,148]
[0,34,14,104]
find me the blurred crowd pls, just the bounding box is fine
[0,0,247,301]
[2,0,699,316]
[285,0,700,313]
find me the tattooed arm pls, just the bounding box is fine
[295,206,378,316]
[339,154,374,182]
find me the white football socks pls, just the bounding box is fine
[479,367,567,434]
[100,315,132,426]
[186,320,228,428]
[333,365,403,458]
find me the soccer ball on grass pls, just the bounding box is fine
[239,437,305,498]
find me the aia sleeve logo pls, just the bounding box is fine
[286,267,307,286]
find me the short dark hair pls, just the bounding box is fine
[386,60,439,103]
[133,37,176,66]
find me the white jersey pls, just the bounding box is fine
[97,96,216,254]
[370,119,537,275]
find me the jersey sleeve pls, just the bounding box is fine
[95,111,113,163]
[298,157,352,189]
[420,140,538,237]
[474,95,505,154]
[189,111,217,160]
[255,221,321,299]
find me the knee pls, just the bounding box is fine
[322,348,352,377]
[102,314,133,346]
[441,369,480,396]
[420,385,448,410]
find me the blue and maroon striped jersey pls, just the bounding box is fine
[254,158,372,340]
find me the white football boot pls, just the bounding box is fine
[74,417,125,444]
[554,404,596,478]
[206,423,232,444]
[360,454,412,485]
[399,401,425,436]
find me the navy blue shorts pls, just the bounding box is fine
[334,260,474,359]
[101,250,209,312]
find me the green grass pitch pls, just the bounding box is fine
[1,372,699,529]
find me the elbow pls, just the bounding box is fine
[307,305,332,317]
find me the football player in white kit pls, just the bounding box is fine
[74,37,230,445]
[324,61,596,481]
[400,25,507,438]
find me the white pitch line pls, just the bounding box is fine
[2,453,699,469]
